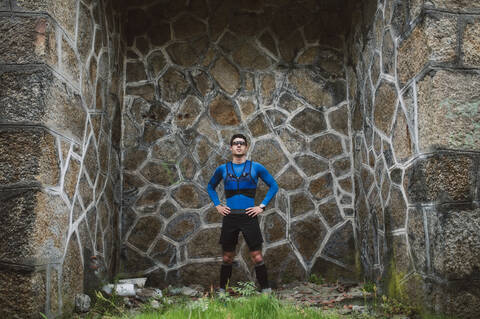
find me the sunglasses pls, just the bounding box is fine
[232,141,246,146]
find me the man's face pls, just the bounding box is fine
[230,138,248,156]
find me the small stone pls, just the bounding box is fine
[290,193,315,218]
[309,174,333,200]
[290,108,327,135]
[276,127,306,154]
[290,215,327,262]
[288,69,345,108]
[277,92,303,113]
[310,134,344,159]
[295,155,329,177]
[75,294,91,313]
[210,57,240,95]
[250,139,288,175]
[209,94,240,126]
[373,81,397,135]
[160,68,189,103]
[174,96,202,129]
[166,37,209,67]
[173,14,206,40]
[248,114,270,137]
[277,166,303,190]
[260,73,276,105]
[232,40,271,70]
[147,51,167,78]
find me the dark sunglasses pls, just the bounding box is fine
[232,140,246,146]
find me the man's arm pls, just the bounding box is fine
[256,164,279,207]
[207,167,223,206]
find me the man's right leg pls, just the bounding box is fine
[220,249,235,289]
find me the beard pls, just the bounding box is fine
[233,153,244,157]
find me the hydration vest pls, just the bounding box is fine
[224,160,257,199]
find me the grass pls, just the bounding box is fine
[129,294,347,319]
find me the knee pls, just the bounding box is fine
[223,253,234,264]
[250,252,263,264]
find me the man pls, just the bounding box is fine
[207,134,279,293]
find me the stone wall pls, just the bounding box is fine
[346,0,480,317]
[120,0,360,287]
[0,0,124,317]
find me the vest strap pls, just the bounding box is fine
[225,188,256,198]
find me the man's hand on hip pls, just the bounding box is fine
[246,206,264,217]
[216,205,231,216]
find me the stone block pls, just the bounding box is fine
[392,109,413,162]
[264,244,306,284]
[290,108,327,135]
[404,153,475,204]
[429,0,480,10]
[0,270,47,319]
[166,37,209,68]
[0,127,59,186]
[310,133,344,159]
[0,67,86,142]
[373,81,397,135]
[288,69,345,108]
[128,216,163,252]
[61,234,83,314]
[0,15,57,65]
[398,15,457,85]
[166,213,200,242]
[209,94,240,126]
[463,19,480,67]
[0,188,69,264]
[429,208,480,281]
[210,57,240,95]
[14,0,77,39]
[417,70,480,151]
[186,227,222,258]
[290,215,327,263]
[150,238,176,267]
[172,183,209,209]
[250,139,288,175]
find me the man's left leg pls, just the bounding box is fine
[250,250,269,291]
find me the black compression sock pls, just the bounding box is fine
[255,263,269,289]
[220,263,233,289]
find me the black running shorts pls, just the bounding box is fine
[219,213,263,252]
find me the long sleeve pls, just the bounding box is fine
[255,163,279,206]
[207,166,223,206]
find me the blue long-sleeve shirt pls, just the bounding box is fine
[207,161,279,209]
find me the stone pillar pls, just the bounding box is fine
[0,0,124,317]
[347,0,480,316]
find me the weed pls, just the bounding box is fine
[308,273,325,285]
[231,281,257,297]
[380,295,417,317]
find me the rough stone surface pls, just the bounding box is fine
[309,174,334,200]
[288,69,344,108]
[250,139,288,175]
[290,193,314,218]
[295,155,329,177]
[160,68,189,103]
[140,162,179,186]
[0,128,59,186]
[310,134,344,159]
[463,20,480,67]
[209,95,240,126]
[417,70,480,151]
[264,244,306,284]
[290,215,327,263]
[290,108,327,135]
[373,81,397,135]
[186,227,222,258]
[0,69,86,142]
[210,57,240,95]
[166,213,200,242]
[319,199,343,228]
[172,183,209,209]
[404,153,475,204]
